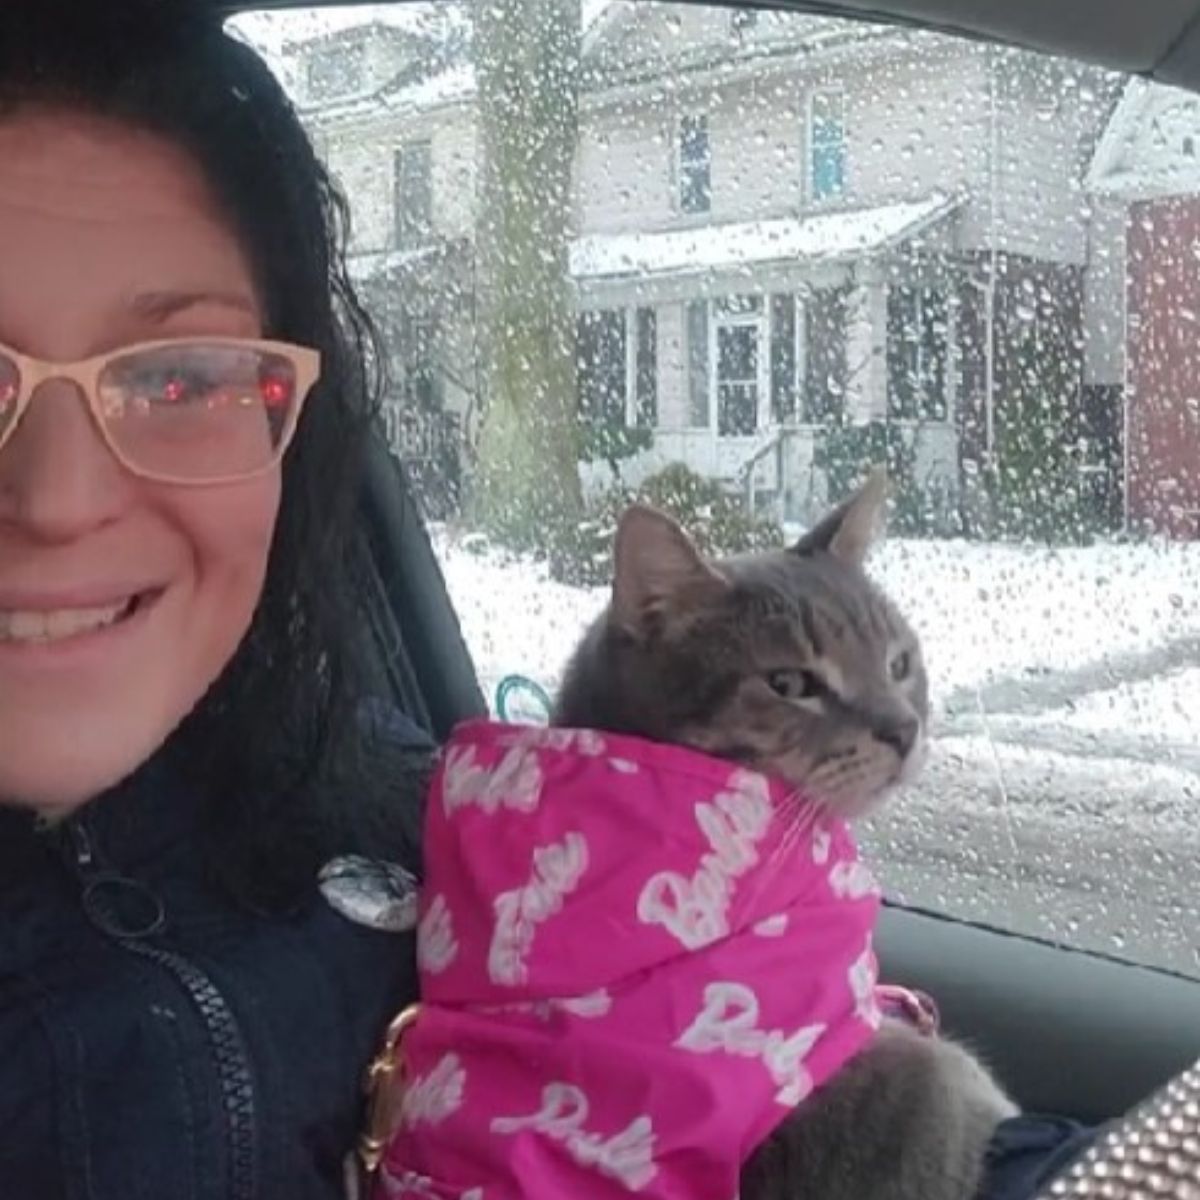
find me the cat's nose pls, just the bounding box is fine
[874,717,920,758]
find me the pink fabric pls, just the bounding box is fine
[379,719,883,1200]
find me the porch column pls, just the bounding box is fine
[844,264,888,423]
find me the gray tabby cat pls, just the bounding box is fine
[554,471,1016,1200]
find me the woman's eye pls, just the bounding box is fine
[766,669,822,701]
[890,650,912,682]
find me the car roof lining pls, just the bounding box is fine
[220,0,1200,88]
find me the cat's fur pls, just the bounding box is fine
[554,471,1016,1200]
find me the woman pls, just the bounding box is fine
[0,5,430,1196]
[0,4,1104,1198]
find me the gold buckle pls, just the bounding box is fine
[358,1003,422,1176]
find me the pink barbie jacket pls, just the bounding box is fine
[378,719,883,1200]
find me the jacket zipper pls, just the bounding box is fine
[68,820,259,1200]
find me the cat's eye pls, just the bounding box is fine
[765,669,822,701]
[890,650,913,682]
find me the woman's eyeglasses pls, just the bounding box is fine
[0,337,321,485]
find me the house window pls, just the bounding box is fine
[633,307,658,428]
[770,293,799,423]
[809,90,846,202]
[394,141,434,249]
[577,307,658,427]
[578,310,627,425]
[682,294,768,435]
[679,114,712,215]
[686,299,710,426]
[802,286,849,423]
[404,316,437,412]
[716,327,759,435]
[714,295,763,436]
[306,41,366,103]
[887,284,950,421]
[772,291,853,425]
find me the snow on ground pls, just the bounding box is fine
[430,524,1200,719]
[869,536,1200,706]
[430,526,606,706]
[903,735,1200,833]
[867,732,1200,971]
[1063,667,1200,743]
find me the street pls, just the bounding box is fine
[868,640,1200,977]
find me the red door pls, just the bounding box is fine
[1128,196,1200,538]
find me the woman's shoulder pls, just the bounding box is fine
[350,697,438,868]
[357,698,438,753]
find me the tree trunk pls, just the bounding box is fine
[469,0,583,546]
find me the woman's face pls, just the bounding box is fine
[0,109,281,815]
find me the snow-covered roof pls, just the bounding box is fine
[568,193,960,281]
[582,3,886,77]
[235,2,888,123]
[1088,78,1200,201]
[227,4,475,116]
[229,5,453,59]
[389,64,475,110]
[311,64,476,122]
[232,1,608,90]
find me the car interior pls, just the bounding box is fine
[218,0,1200,1136]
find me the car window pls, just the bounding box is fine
[231,2,1200,979]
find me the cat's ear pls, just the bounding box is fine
[612,504,728,632]
[792,466,888,567]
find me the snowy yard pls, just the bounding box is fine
[430,525,1200,974]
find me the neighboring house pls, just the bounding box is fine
[1089,80,1200,538]
[289,7,1121,525]
[286,18,477,515]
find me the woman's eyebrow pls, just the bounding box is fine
[128,289,258,322]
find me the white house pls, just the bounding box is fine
[274,5,1122,524]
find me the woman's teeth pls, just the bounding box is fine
[0,599,134,643]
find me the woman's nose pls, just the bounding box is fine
[0,377,133,541]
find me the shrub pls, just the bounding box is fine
[549,462,783,586]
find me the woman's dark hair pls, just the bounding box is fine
[0,2,427,909]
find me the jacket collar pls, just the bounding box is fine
[0,744,202,881]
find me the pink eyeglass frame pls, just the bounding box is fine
[0,335,321,486]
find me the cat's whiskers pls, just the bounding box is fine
[738,789,822,919]
[739,806,816,926]
[804,751,892,817]
[777,791,821,853]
